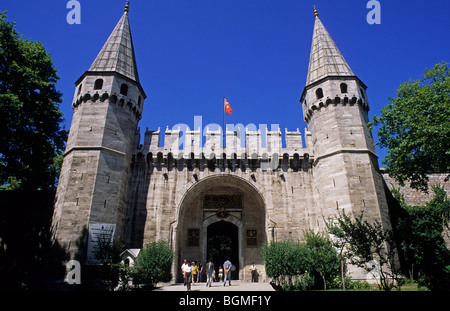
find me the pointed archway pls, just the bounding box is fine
[175,175,266,282]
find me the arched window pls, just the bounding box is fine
[340,83,347,93]
[120,83,128,96]
[77,84,82,95]
[94,79,103,90]
[316,88,324,99]
[138,96,142,107]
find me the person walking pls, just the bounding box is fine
[206,258,215,287]
[218,266,223,282]
[205,258,215,287]
[184,261,193,291]
[223,257,232,286]
[198,262,203,283]
[181,259,188,286]
[192,261,198,284]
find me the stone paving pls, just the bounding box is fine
[153,280,275,291]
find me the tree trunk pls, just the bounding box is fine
[322,275,327,290]
[408,263,414,282]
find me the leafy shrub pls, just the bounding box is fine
[262,240,307,290]
[393,185,450,291]
[132,241,174,288]
[262,232,341,291]
[303,230,341,290]
[330,276,371,290]
[292,272,315,291]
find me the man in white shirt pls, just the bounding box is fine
[184,261,193,291]
[181,259,188,286]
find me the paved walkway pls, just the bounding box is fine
[153,280,275,291]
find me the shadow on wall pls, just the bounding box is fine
[0,190,69,290]
[0,190,122,291]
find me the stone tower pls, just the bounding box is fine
[300,7,391,231]
[51,3,146,262]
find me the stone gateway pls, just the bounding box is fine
[51,4,419,283]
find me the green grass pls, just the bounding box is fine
[329,281,423,291]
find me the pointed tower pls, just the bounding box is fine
[52,2,146,263]
[300,7,392,241]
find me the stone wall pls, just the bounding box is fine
[381,170,450,207]
[382,170,450,247]
[123,127,321,281]
[123,123,394,282]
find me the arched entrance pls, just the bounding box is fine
[176,175,266,282]
[207,221,239,280]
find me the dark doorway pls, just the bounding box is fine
[207,221,239,280]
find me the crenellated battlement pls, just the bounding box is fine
[303,94,369,123]
[72,73,144,121]
[72,89,143,121]
[131,126,314,170]
[300,77,369,124]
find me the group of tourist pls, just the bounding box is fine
[181,258,234,291]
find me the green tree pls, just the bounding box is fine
[303,230,340,290]
[326,210,403,291]
[370,62,450,192]
[132,241,174,288]
[0,11,67,190]
[262,236,340,291]
[324,216,351,290]
[93,236,125,266]
[393,185,450,290]
[262,240,308,290]
[91,236,125,291]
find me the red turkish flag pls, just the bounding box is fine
[224,98,233,115]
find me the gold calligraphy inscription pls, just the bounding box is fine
[203,195,242,209]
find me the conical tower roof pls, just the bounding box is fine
[306,7,354,85]
[88,6,140,83]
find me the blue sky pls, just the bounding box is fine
[3,0,450,166]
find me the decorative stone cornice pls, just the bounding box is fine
[72,90,142,121]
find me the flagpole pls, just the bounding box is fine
[222,97,225,149]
